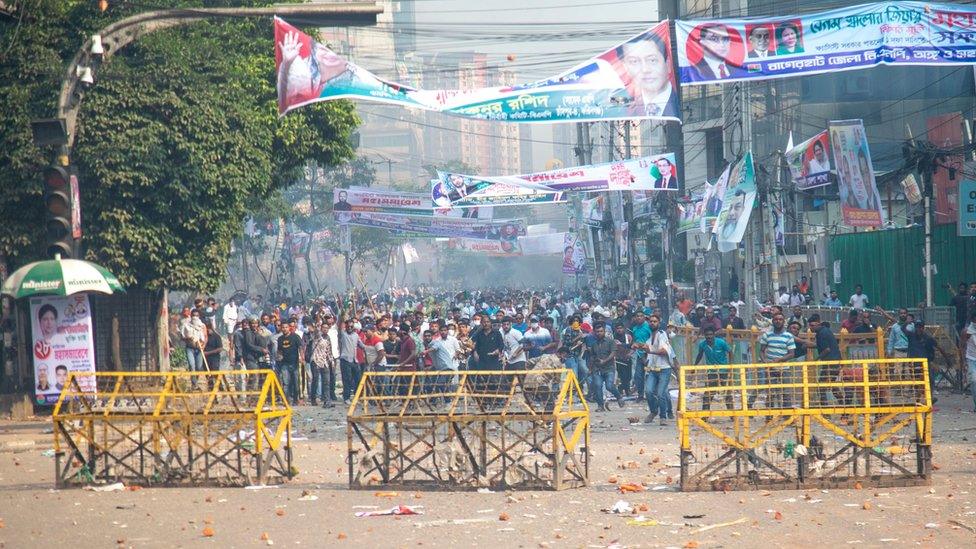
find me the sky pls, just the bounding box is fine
[403,0,660,80]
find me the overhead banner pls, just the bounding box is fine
[335,186,492,219]
[30,295,95,405]
[519,232,567,255]
[336,211,525,241]
[432,177,563,209]
[676,2,976,86]
[448,238,522,256]
[562,233,587,274]
[829,119,884,227]
[276,17,680,123]
[713,152,757,253]
[434,154,679,210]
[785,130,833,190]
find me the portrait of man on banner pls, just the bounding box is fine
[713,152,757,253]
[599,24,679,118]
[682,23,745,82]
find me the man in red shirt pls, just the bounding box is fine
[394,327,418,395]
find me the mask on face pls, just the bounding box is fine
[353,322,362,330]
[448,329,456,337]
[571,321,581,330]
[530,322,539,329]
[472,319,481,327]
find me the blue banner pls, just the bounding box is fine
[276,18,680,123]
[676,2,976,86]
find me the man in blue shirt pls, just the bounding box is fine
[694,326,734,411]
[522,316,553,359]
[629,310,652,401]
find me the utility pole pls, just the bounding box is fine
[659,0,685,312]
[905,126,935,307]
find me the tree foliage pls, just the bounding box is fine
[0,0,358,292]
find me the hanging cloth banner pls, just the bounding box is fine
[562,233,587,274]
[433,154,679,210]
[447,238,522,256]
[432,178,564,209]
[785,130,833,190]
[582,196,606,227]
[275,17,680,123]
[335,211,525,241]
[676,2,976,86]
[713,152,757,253]
[676,193,706,234]
[335,187,493,219]
[829,119,885,227]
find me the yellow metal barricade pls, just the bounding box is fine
[677,358,932,491]
[347,369,589,491]
[52,370,293,487]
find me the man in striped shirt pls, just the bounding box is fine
[759,312,796,409]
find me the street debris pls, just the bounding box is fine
[354,505,424,517]
[693,517,748,533]
[83,482,125,492]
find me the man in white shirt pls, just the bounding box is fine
[775,286,791,307]
[849,285,869,310]
[325,314,340,401]
[222,298,239,336]
[959,311,976,412]
[501,317,526,369]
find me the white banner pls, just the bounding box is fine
[30,295,95,405]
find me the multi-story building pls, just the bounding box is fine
[671,0,976,307]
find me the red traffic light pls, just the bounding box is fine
[43,166,70,192]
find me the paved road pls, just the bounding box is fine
[0,394,974,547]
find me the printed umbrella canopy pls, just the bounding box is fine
[1,254,124,299]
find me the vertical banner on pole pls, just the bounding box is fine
[829,119,884,227]
[30,295,95,405]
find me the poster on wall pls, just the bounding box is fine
[676,2,976,86]
[30,295,95,405]
[276,17,680,123]
[828,119,884,227]
[713,152,757,253]
[785,130,833,190]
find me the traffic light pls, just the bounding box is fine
[42,165,77,258]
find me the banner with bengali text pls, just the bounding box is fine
[335,186,492,219]
[433,154,679,209]
[335,211,524,241]
[277,17,679,123]
[30,295,95,406]
[676,2,976,86]
[829,119,884,227]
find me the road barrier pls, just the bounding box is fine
[346,368,589,491]
[52,370,293,487]
[677,358,932,491]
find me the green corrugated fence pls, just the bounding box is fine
[828,222,976,310]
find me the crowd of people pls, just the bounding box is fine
[170,279,976,421]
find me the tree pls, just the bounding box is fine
[0,0,359,292]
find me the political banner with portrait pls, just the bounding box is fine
[828,119,884,227]
[433,154,679,210]
[676,194,706,234]
[582,196,606,227]
[676,2,976,86]
[562,233,587,274]
[335,211,525,241]
[785,130,833,190]
[30,295,95,405]
[431,178,563,209]
[713,152,757,253]
[335,186,493,219]
[277,17,679,123]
